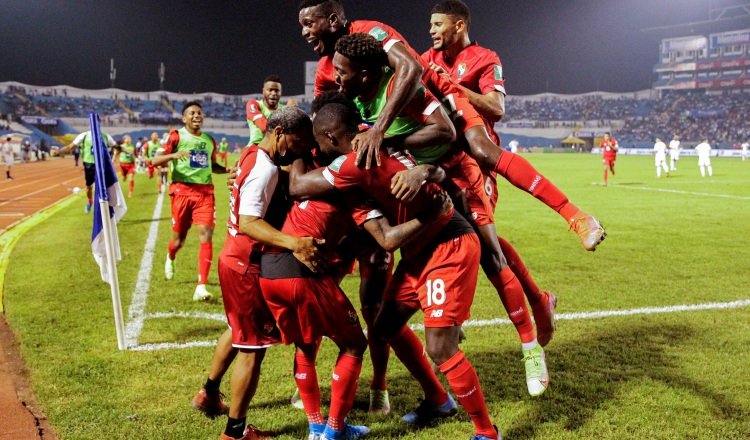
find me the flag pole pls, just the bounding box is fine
[99,198,126,350]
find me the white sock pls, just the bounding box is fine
[522,339,539,351]
[708,166,713,176]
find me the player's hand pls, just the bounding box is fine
[174,150,190,161]
[428,191,453,219]
[226,165,238,189]
[293,237,326,273]
[391,166,427,202]
[353,129,384,169]
[51,149,59,157]
[286,98,299,107]
[429,62,447,75]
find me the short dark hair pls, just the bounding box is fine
[335,33,388,72]
[263,74,282,85]
[431,0,471,29]
[311,90,356,114]
[182,100,202,114]
[315,102,361,135]
[298,0,343,16]
[267,106,312,134]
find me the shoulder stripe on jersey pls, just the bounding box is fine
[322,168,335,186]
[365,209,384,221]
[383,39,400,52]
[423,100,441,116]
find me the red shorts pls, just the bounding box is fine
[483,171,499,212]
[440,150,495,227]
[260,276,363,346]
[385,233,481,328]
[147,162,155,178]
[218,259,281,349]
[120,162,135,176]
[219,152,228,159]
[169,183,216,233]
[603,158,616,167]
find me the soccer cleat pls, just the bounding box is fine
[191,388,228,418]
[523,344,549,397]
[290,388,305,410]
[219,425,273,440]
[85,203,92,214]
[401,394,458,426]
[321,422,370,440]
[164,255,175,280]
[308,422,326,440]
[368,388,390,416]
[470,425,501,440]
[193,284,213,302]
[568,211,606,251]
[532,292,557,347]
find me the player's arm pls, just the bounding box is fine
[399,103,455,151]
[53,132,85,156]
[390,163,445,201]
[362,192,452,252]
[150,131,187,167]
[210,139,227,174]
[239,215,323,271]
[455,85,505,121]
[288,158,337,200]
[353,42,424,168]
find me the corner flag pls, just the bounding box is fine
[90,114,127,283]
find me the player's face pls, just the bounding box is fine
[429,14,459,50]
[123,135,131,144]
[333,53,364,99]
[182,105,203,133]
[263,81,282,108]
[299,6,337,56]
[151,132,159,142]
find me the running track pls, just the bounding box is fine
[0,158,77,439]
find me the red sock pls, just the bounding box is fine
[439,350,496,439]
[167,240,178,260]
[294,351,323,424]
[129,179,134,193]
[488,267,536,343]
[390,326,448,406]
[497,237,543,306]
[604,168,609,185]
[328,354,362,431]
[362,308,389,391]
[495,151,580,221]
[87,197,93,205]
[198,242,212,284]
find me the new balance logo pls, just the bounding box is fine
[456,386,477,399]
[528,175,542,192]
[509,306,524,317]
[332,373,340,381]
[430,309,444,318]
[295,373,307,380]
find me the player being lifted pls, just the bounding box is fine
[151,101,227,302]
[298,0,606,252]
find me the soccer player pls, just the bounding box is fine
[669,134,681,170]
[54,129,118,213]
[741,141,748,161]
[423,0,559,345]
[217,137,230,168]
[601,132,618,186]
[333,35,549,395]
[151,101,227,301]
[695,138,713,177]
[246,75,292,146]
[298,0,606,252]
[2,137,13,180]
[290,101,500,440]
[115,135,136,197]
[144,132,167,193]
[653,137,669,178]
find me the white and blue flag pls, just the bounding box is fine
[90,113,127,284]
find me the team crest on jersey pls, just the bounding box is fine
[457,63,467,76]
[494,65,503,80]
[328,155,347,172]
[369,26,388,42]
[249,104,257,113]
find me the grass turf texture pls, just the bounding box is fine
[4,153,750,439]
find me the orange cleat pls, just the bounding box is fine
[192,388,228,418]
[532,292,557,347]
[569,211,606,251]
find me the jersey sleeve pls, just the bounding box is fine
[238,157,278,218]
[476,51,506,95]
[322,154,362,191]
[72,132,87,146]
[105,134,118,147]
[246,99,268,132]
[361,22,402,53]
[161,130,180,155]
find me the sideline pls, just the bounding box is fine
[0,194,79,313]
[592,182,750,200]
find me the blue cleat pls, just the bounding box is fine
[85,203,92,214]
[321,422,369,439]
[401,394,458,426]
[308,422,326,440]
[470,425,501,440]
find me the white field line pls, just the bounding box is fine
[593,182,750,200]
[0,176,80,207]
[124,190,165,348]
[131,298,750,351]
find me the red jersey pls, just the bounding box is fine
[322,150,473,259]
[220,145,280,274]
[422,43,506,144]
[601,138,619,160]
[313,20,483,132]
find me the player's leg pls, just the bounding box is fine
[128,168,135,196]
[656,160,662,178]
[193,192,216,300]
[84,163,96,213]
[707,160,713,177]
[166,193,191,281]
[193,328,236,417]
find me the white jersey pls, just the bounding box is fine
[653,141,667,159]
[742,143,749,152]
[508,139,519,153]
[668,140,680,151]
[695,142,711,159]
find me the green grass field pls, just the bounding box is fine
[5,153,750,439]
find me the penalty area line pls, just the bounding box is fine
[591,182,750,200]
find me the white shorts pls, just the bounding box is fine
[698,156,711,167]
[3,154,12,166]
[669,151,679,160]
[655,156,667,167]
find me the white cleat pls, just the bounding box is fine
[164,255,175,280]
[290,388,305,410]
[193,284,213,302]
[523,344,550,397]
[369,388,391,416]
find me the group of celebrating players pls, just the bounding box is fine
[73,1,609,439]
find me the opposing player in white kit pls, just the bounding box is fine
[668,135,680,171]
[653,137,669,178]
[741,142,749,161]
[695,139,713,177]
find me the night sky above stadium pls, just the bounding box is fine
[2,0,748,96]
